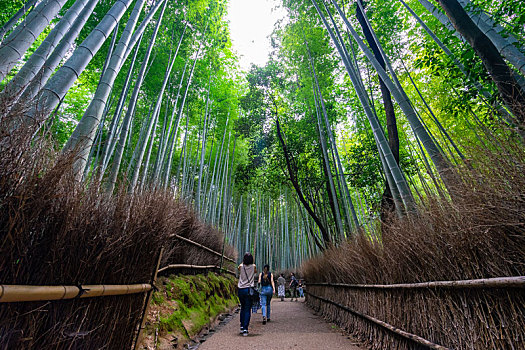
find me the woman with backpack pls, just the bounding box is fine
[238,252,257,336]
[258,264,275,325]
[289,272,299,301]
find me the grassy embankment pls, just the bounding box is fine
[142,272,238,349]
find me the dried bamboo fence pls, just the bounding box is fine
[0,111,238,349]
[0,212,236,349]
[0,262,237,350]
[306,276,525,349]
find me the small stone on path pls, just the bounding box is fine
[198,297,364,350]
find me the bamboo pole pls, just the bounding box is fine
[171,233,235,263]
[307,291,450,350]
[157,264,235,276]
[134,248,163,349]
[0,283,151,303]
[307,276,525,289]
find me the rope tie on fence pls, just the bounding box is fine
[75,284,87,298]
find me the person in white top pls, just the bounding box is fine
[237,252,257,336]
[277,273,286,301]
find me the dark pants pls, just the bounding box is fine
[290,286,298,299]
[238,287,252,330]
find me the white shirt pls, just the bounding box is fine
[238,263,255,288]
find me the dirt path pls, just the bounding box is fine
[198,297,364,350]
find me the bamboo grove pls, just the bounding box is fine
[1,0,525,272]
[0,0,315,271]
[252,0,525,248]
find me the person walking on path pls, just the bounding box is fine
[258,264,275,325]
[277,273,286,301]
[238,252,257,337]
[198,291,365,350]
[298,279,304,298]
[289,272,299,301]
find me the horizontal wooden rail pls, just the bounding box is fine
[307,276,525,289]
[0,266,237,303]
[157,264,236,276]
[0,283,151,303]
[306,291,450,350]
[172,234,235,263]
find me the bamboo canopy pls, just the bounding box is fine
[307,276,525,289]
[0,283,151,303]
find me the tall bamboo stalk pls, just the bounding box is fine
[15,0,99,105]
[106,0,167,193]
[64,0,146,176]
[0,0,69,82]
[312,0,415,212]
[2,0,90,99]
[0,0,39,43]
[25,0,134,128]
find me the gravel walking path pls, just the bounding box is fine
[198,297,364,350]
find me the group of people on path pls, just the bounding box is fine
[237,252,305,337]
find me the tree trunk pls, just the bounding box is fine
[306,40,360,232]
[314,0,415,213]
[98,33,143,181]
[276,118,330,247]
[153,57,189,185]
[310,67,344,239]
[131,22,186,190]
[356,0,399,222]
[162,30,205,187]
[196,75,213,211]
[127,3,168,192]
[406,0,515,124]
[458,0,525,81]
[329,0,458,196]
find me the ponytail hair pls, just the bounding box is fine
[263,264,270,282]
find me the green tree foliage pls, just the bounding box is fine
[2,0,525,263]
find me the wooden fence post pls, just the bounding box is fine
[133,248,163,350]
[219,230,227,274]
